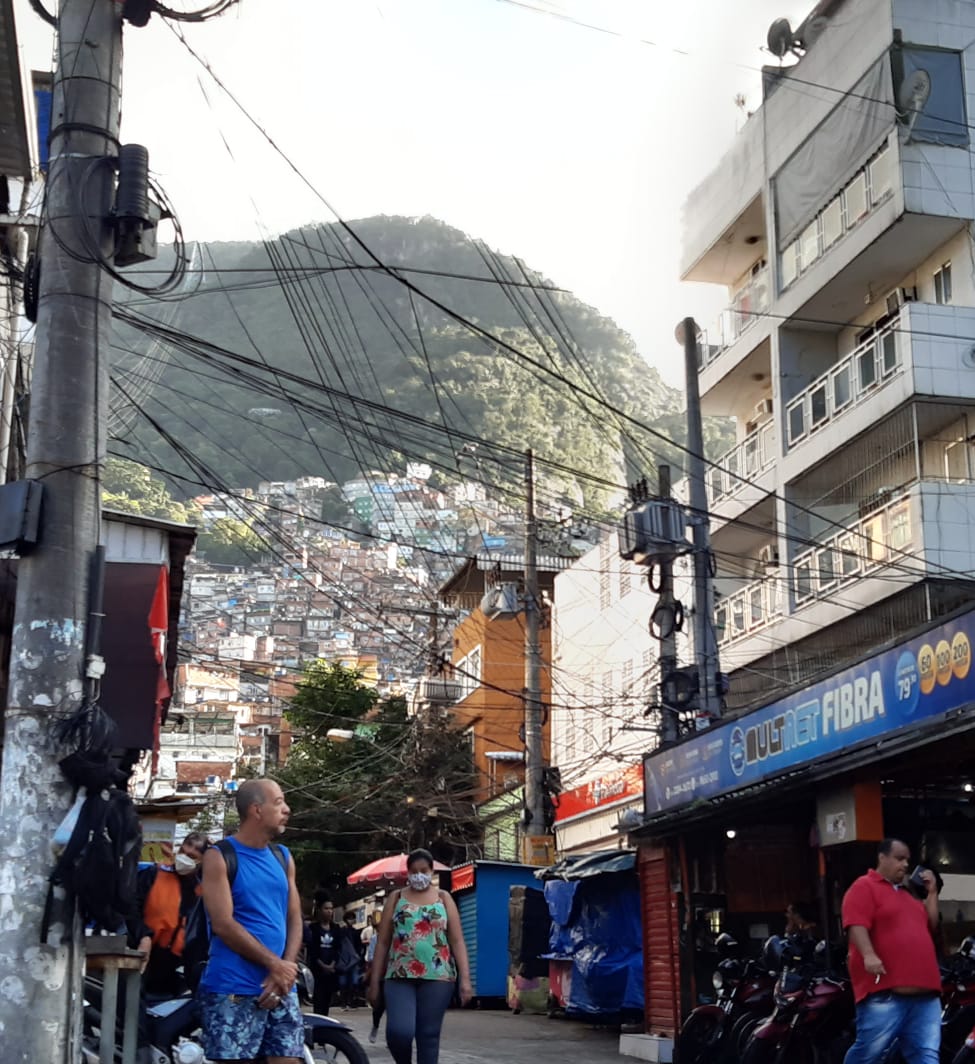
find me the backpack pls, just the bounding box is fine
[44,786,143,938]
[182,838,288,992]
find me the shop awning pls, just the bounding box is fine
[535,849,636,881]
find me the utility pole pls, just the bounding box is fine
[522,448,548,854]
[655,466,680,746]
[0,2,121,1060]
[682,317,722,722]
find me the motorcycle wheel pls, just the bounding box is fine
[677,1011,726,1064]
[307,1027,370,1064]
[731,1014,763,1059]
[740,1032,788,1064]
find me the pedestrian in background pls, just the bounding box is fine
[364,918,385,1044]
[336,909,365,1008]
[368,848,472,1064]
[841,838,941,1064]
[305,895,340,1015]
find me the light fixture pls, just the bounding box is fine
[964,783,973,793]
[726,829,737,840]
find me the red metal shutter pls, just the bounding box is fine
[639,844,681,1037]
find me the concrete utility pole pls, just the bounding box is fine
[522,448,547,843]
[682,318,722,722]
[0,1,121,1059]
[655,466,680,746]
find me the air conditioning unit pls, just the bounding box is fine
[480,581,521,621]
[759,544,779,568]
[885,287,917,315]
[753,397,774,422]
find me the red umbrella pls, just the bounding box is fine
[346,853,449,886]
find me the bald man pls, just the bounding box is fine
[199,779,304,1064]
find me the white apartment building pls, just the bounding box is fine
[552,533,656,853]
[684,0,975,713]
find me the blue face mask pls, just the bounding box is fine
[408,871,432,891]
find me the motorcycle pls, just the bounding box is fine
[940,937,975,1064]
[80,964,369,1064]
[677,932,776,1064]
[740,935,854,1064]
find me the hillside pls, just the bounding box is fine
[111,215,730,509]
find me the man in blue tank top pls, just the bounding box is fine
[199,778,304,1063]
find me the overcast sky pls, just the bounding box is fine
[13,0,809,386]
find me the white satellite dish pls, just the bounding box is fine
[898,68,931,138]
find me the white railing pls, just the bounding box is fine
[700,264,770,368]
[792,492,913,607]
[708,421,777,506]
[716,577,783,648]
[785,314,902,448]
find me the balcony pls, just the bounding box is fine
[709,421,776,508]
[700,265,770,371]
[792,491,913,609]
[785,314,902,449]
[716,576,783,649]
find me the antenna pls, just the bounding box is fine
[898,68,931,138]
[766,17,795,60]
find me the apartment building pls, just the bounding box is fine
[684,0,975,713]
[626,3,975,1052]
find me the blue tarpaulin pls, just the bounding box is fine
[541,865,643,1016]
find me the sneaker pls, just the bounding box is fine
[369,1027,379,1044]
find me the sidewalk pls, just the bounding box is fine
[331,1005,623,1063]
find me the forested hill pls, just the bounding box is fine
[113,215,730,509]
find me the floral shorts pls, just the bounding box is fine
[199,989,305,1060]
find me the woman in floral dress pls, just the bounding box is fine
[368,849,472,1064]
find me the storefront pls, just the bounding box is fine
[554,763,643,855]
[628,606,975,1056]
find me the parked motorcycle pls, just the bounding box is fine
[677,933,777,1064]
[939,937,975,1064]
[740,935,854,1064]
[80,964,369,1064]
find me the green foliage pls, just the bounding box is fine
[276,661,479,898]
[102,457,197,523]
[196,517,267,566]
[119,217,733,507]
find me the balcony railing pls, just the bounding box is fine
[701,264,770,369]
[709,421,776,506]
[716,577,783,648]
[792,492,913,607]
[785,314,902,448]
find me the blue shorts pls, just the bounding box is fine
[199,989,305,1061]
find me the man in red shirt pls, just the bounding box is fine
[841,838,941,1064]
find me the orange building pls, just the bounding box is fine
[439,555,569,805]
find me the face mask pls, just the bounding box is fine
[174,853,198,876]
[408,872,432,891]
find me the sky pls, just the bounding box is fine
[12,0,811,387]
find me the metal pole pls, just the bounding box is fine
[0,2,122,1059]
[682,318,722,721]
[523,448,547,838]
[656,466,680,746]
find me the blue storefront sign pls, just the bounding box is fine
[644,610,975,816]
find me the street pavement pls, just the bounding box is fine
[330,1005,624,1063]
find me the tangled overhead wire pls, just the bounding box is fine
[122,0,241,25]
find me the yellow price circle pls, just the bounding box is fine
[936,639,953,687]
[918,644,936,695]
[952,631,971,681]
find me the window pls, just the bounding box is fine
[599,540,612,610]
[822,197,843,248]
[455,645,481,701]
[935,262,953,305]
[619,563,632,598]
[845,173,868,227]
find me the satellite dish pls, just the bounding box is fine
[898,68,931,136]
[767,17,795,59]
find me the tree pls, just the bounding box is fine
[102,456,197,523]
[275,661,480,896]
[196,517,267,566]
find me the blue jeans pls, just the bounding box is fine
[844,992,941,1064]
[384,979,454,1064]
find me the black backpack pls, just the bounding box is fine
[183,838,288,992]
[45,786,143,937]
